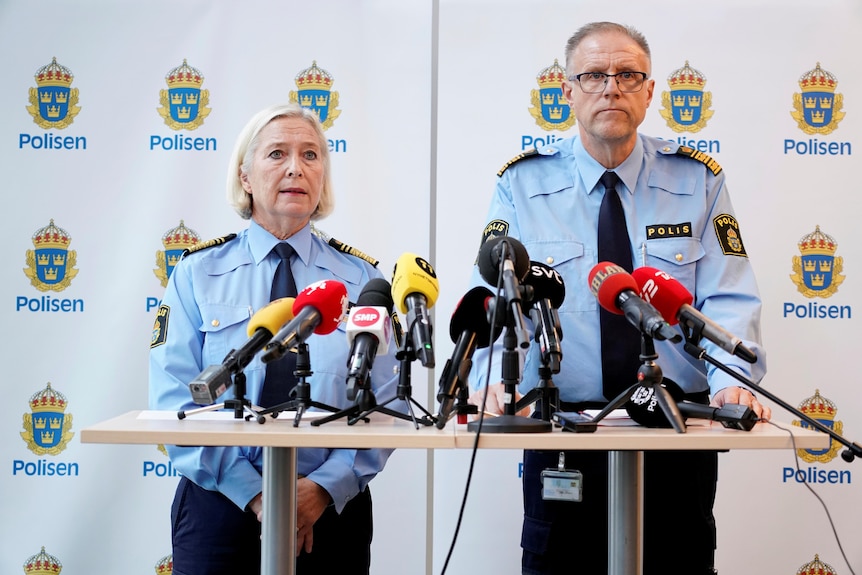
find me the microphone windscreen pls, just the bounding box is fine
[624,378,686,428]
[449,286,500,348]
[357,278,395,312]
[587,261,638,315]
[476,236,530,287]
[522,261,565,308]
[631,267,693,326]
[293,280,348,335]
[391,253,439,314]
[247,297,295,336]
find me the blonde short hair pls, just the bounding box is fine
[226,103,334,220]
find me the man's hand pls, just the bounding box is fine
[712,386,771,421]
[250,477,333,556]
[467,383,531,418]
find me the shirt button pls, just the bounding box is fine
[211,319,220,327]
[675,253,683,262]
[662,146,672,152]
[546,256,554,265]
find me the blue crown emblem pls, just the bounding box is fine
[789,225,844,298]
[23,219,79,292]
[289,61,341,130]
[23,546,64,575]
[791,63,844,134]
[659,61,713,132]
[157,59,211,130]
[26,57,81,129]
[793,390,843,463]
[20,382,74,456]
[528,59,575,131]
[154,220,201,287]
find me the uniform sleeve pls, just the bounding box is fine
[694,171,767,394]
[148,256,263,511]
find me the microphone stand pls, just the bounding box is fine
[467,312,552,433]
[349,325,437,428]
[255,343,340,427]
[516,363,560,422]
[679,324,862,461]
[589,334,687,433]
[178,371,266,424]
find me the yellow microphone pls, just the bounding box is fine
[391,253,439,367]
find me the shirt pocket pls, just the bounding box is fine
[644,237,704,294]
[198,303,252,368]
[523,240,594,313]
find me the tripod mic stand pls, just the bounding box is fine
[256,343,340,427]
[178,371,266,424]
[516,360,561,422]
[678,324,862,461]
[589,333,687,433]
[467,320,552,434]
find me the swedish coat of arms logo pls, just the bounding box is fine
[659,61,713,133]
[23,546,63,575]
[528,59,575,131]
[21,382,74,456]
[157,59,211,130]
[154,220,200,287]
[790,225,844,298]
[24,219,79,292]
[791,62,844,135]
[796,554,837,575]
[289,61,341,130]
[793,389,843,463]
[26,57,81,129]
[155,554,173,574]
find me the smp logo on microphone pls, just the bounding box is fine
[352,307,382,327]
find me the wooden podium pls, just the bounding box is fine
[81,411,828,575]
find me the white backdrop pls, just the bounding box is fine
[2,1,860,574]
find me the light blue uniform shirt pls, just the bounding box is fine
[471,134,766,403]
[149,220,398,513]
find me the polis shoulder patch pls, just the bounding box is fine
[497,148,540,177]
[183,233,237,257]
[151,304,170,348]
[676,145,722,176]
[712,214,747,257]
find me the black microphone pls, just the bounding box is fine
[436,286,502,428]
[345,278,394,400]
[625,378,758,431]
[188,298,295,405]
[476,235,531,348]
[521,261,565,373]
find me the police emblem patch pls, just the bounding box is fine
[151,304,170,348]
[157,59,211,131]
[290,61,341,131]
[712,214,747,257]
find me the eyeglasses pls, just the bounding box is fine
[568,72,648,94]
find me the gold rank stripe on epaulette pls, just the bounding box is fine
[497,148,540,177]
[182,233,237,257]
[328,237,379,268]
[676,145,722,176]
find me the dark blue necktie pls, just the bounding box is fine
[597,171,641,401]
[258,242,298,408]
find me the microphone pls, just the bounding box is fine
[588,262,681,342]
[625,378,759,431]
[521,261,565,373]
[261,280,348,364]
[632,266,757,363]
[436,286,502,428]
[345,278,394,400]
[391,253,439,367]
[476,235,531,348]
[188,297,296,405]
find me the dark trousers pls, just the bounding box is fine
[521,447,718,575]
[170,476,373,575]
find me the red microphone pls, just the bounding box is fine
[632,267,756,362]
[587,262,680,342]
[261,279,349,363]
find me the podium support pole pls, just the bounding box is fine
[261,446,297,575]
[608,450,643,575]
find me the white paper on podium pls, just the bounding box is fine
[138,410,329,421]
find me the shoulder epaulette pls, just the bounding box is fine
[497,148,540,177]
[675,145,722,176]
[182,233,237,257]
[311,225,379,267]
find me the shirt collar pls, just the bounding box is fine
[248,219,313,265]
[574,135,644,196]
